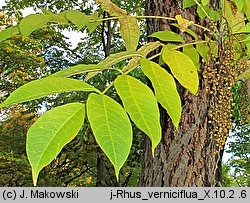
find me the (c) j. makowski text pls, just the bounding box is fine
[20,189,79,199]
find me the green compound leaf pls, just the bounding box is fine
[114,75,161,155]
[162,47,199,95]
[0,78,99,108]
[87,93,132,179]
[119,16,140,51]
[27,102,85,186]
[149,31,184,42]
[0,26,20,42]
[49,64,103,78]
[66,10,91,30]
[140,58,182,129]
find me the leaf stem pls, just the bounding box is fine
[97,15,177,22]
[108,67,124,74]
[194,0,211,20]
[97,15,210,32]
[147,40,209,61]
[96,16,120,22]
[101,81,114,95]
[147,52,162,61]
[193,23,210,32]
[171,40,209,50]
[135,15,176,21]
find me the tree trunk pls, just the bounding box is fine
[140,0,222,187]
[96,147,106,186]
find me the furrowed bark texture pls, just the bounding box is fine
[140,0,222,187]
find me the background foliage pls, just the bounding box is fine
[0,0,249,186]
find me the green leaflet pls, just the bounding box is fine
[114,75,161,155]
[196,43,210,62]
[184,28,198,40]
[197,6,208,20]
[223,0,245,32]
[19,12,68,39]
[96,0,127,16]
[149,31,184,42]
[0,78,99,108]
[197,6,219,21]
[235,0,244,10]
[162,47,199,95]
[122,41,162,72]
[164,44,178,50]
[241,35,250,42]
[209,41,219,58]
[87,93,132,179]
[246,42,250,56]
[84,71,100,82]
[49,12,69,25]
[19,14,52,39]
[233,23,250,34]
[137,41,162,56]
[0,26,20,42]
[119,16,140,51]
[98,51,143,67]
[140,58,182,129]
[49,64,103,78]
[27,102,85,186]
[183,45,200,70]
[183,0,196,9]
[86,12,103,34]
[243,0,250,18]
[171,23,198,39]
[201,0,209,6]
[66,10,91,30]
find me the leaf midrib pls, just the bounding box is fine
[101,96,118,168]
[125,77,153,140]
[145,63,175,111]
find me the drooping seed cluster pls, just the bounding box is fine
[202,24,247,152]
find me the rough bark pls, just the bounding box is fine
[140,0,222,187]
